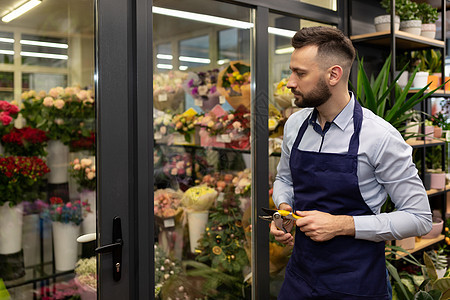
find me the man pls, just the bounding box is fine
[271,26,432,299]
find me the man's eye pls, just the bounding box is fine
[296,72,304,77]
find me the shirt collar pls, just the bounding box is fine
[309,92,355,131]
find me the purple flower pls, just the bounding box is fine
[210,86,216,94]
[188,79,194,87]
[191,87,198,95]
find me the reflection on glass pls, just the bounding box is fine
[268,13,332,298]
[153,1,252,298]
[0,0,96,299]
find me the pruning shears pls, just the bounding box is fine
[259,207,301,233]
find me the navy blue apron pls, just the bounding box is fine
[278,101,389,299]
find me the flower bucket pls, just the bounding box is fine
[47,140,70,184]
[52,222,80,271]
[0,202,23,255]
[187,211,209,253]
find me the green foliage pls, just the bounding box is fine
[417,3,439,24]
[193,186,249,299]
[350,54,445,139]
[412,50,442,74]
[381,0,420,21]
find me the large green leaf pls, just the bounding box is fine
[413,291,436,300]
[432,277,450,294]
[423,252,438,282]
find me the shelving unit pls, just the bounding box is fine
[349,0,448,256]
[388,235,445,259]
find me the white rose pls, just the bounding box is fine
[54,99,65,109]
[43,97,54,107]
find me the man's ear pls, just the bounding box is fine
[328,65,343,86]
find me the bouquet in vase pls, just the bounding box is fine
[69,157,96,192]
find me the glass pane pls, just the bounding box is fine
[268,13,334,298]
[0,31,14,64]
[153,1,253,298]
[300,0,337,11]
[0,0,96,299]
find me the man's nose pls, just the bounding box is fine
[286,73,296,89]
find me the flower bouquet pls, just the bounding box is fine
[184,69,221,112]
[154,243,182,298]
[21,86,95,145]
[153,71,187,112]
[182,185,218,253]
[0,100,19,153]
[0,156,49,256]
[154,189,184,259]
[194,104,231,148]
[169,108,198,145]
[154,110,173,143]
[274,77,294,109]
[217,61,251,110]
[41,197,89,226]
[69,157,96,192]
[74,257,97,300]
[70,130,96,154]
[2,127,48,156]
[226,105,250,150]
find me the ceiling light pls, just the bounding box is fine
[268,27,297,38]
[179,66,188,71]
[2,0,42,23]
[156,54,173,60]
[20,51,68,60]
[0,50,14,55]
[21,40,68,49]
[153,6,253,29]
[179,56,210,64]
[275,47,294,55]
[0,38,14,43]
[217,59,230,65]
[157,63,173,70]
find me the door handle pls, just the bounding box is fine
[95,216,123,281]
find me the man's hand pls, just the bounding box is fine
[269,203,295,246]
[295,210,355,242]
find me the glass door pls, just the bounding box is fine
[152,1,254,298]
[0,0,97,298]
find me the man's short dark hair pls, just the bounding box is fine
[291,26,356,72]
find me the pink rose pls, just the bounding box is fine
[43,97,54,107]
[54,99,65,109]
[0,112,12,126]
[56,207,62,214]
[66,202,72,208]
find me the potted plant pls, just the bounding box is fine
[411,49,442,89]
[417,2,439,39]
[397,0,422,35]
[350,54,444,139]
[424,145,446,190]
[376,0,402,32]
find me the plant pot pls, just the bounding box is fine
[429,172,446,190]
[412,71,429,89]
[427,74,441,90]
[0,202,23,255]
[187,211,209,253]
[400,20,422,35]
[395,71,409,88]
[421,23,436,39]
[434,126,443,138]
[422,219,443,239]
[47,140,70,184]
[374,15,400,32]
[52,222,80,271]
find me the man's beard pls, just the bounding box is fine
[293,77,332,108]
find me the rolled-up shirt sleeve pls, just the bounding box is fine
[353,129,432,242]
[273,138,294,209]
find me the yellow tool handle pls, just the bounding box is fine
[278,210,301,219]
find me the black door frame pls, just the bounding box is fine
[97,0,339,298]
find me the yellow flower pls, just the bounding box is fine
[236,74,243,81]
[229,77,236,84]
[232,85,240,92]
[232,71,240,77]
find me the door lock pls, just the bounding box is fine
[95,216,123,281]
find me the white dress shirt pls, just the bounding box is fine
[273,94,432,242]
